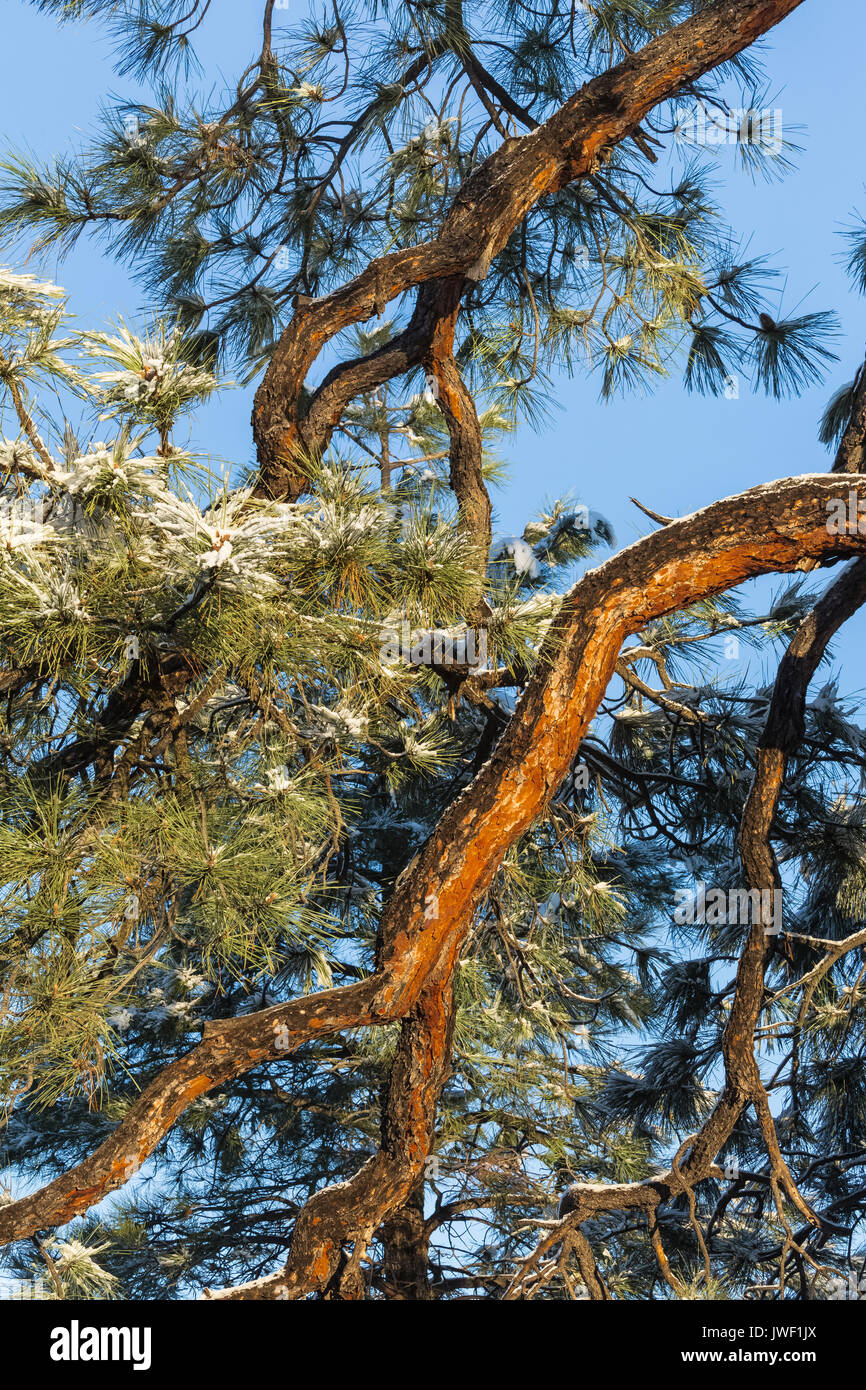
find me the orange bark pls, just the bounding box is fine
[1,471,862,1253]
[252,0,806,494]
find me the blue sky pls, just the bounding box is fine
[3,0,866,685]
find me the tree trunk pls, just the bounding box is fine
[380,1182,432,1300]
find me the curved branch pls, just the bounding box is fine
[557,553,866,1263]
[833,361,866,474]
[252,0,806,497]
[424,277,491,586]
[204,966,456,1299]
[0,470,859,1250]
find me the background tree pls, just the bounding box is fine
[1,0,866,1301]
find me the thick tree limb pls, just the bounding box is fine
[0,976,380,1246]
[735,556,866,1228]
[833,362,866,474]
[425,278,491,581]
[379,1182,432,1301]
[557,553,866,1287]
[203,967,456,1299]
[1,472,862,1251]
[252,0,806,496]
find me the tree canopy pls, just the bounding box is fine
[1,0,866,1304]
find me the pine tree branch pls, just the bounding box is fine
[425,278,491,589]
[1,470,861,1256]
[203,968,456,1299]
[833,357,866,473]
[0,347,56,474]
[555,538,866,1283]
[252,0,807,498]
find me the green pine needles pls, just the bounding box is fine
[0,0,864,1306]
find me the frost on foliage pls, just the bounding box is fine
[495,502,616,581]
[585,509,617,548]
[0,267,80,402]
[82,321,219,425]
[496,536,539,578]
[524,503,617,555]
[393,422,426,447]
[494,591,563,652]
[390,117,456,174]
[56,442,167,501]
[810,680,859,723]
[125,986,197,1032]
[0,267,65,328]
[52,1239,118,1297]
[808,681,866,756]
[146,488,300,590]
[262,765,293,793]
[0,496,55,551]
[0,439,40,476]
[107,1008,134,1033]
[11,557,87,622]
[173,965,207,991]
[291,81,325,101]
[296,701,369,744]
[299,475,390,553]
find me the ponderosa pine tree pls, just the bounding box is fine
[0,0,866,1302]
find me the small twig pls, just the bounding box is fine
[630,496,675,527]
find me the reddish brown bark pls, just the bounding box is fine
[0,0,817,1292]
[252,0,806,498]
[204,967,456,1299]
[2,471,864,1254]
[557,543,866,1287]
[425,279,491,581]
[379,1183,432,1301]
